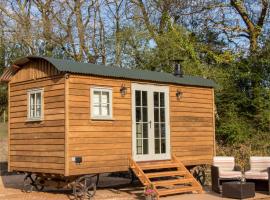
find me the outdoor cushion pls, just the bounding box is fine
[219,170,242,179]
[213,156,235,171]
[249,157,270,172]
[245,170,268,180]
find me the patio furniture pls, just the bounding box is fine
[222,181,255,199]
[244,156,270,194]
[211,156,242,193]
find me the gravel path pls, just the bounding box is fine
[1,174,270,200]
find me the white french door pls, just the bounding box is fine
[132,83,171,161]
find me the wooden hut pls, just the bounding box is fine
[1,56,216,198]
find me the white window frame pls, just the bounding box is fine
[27,88,44,121]
[90,87,113,120]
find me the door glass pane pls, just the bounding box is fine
[153,91,167,155]
[143,107,148,122]
[143,139,148,154]
[154,108,159,122]
[160,92,165,107]
[136,107,142,122]
[136,123,142,138]
[135,90,149,156]
[160,108,165,122]
[161,123,166,138]
[161,139,166,153]
[142,91,147,106]
[143,123,148,138]
[154,92,159,107]
[135,91,141,106]
[136,139,142,154]
[154,123,160,138]
[155,139,160,154]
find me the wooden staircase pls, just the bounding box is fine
[129,155,203,199]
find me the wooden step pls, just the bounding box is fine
[152,178,194,187]
[139,163,179,170]
[158,186,201,196]
[146,170,186,178]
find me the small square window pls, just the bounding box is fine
[27,88,44,121]
[91,87,112,119]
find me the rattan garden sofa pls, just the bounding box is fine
[244,157,270,194]
[211,156,242,193]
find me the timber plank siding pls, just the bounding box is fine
[67,75,132,175]
[6,57,215,176]
[9,60,65,175]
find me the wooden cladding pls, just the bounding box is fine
[67,75,132,175]
[9,76,66,175]
[170,86,214,165]
[11,59,60,83]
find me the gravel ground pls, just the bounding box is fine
[1,174,270,200]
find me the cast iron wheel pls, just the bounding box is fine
[191,166,206,186]
[73,175,96,200]
[129,169,137,184]
[23,173,45,192]
[95,174,100,187]
[33,176,45,191]
[23,174,34,193]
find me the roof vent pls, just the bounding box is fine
[173,59,184,77]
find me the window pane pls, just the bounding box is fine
[101,104,109,116]
[36,93,41,105]
[30,105,35,118]
[142,91,147,106]
[161,139,166,153]
[36,105,41,117]
[93,91,101,104]
[136,123,143,138]
[143,139,148,154]
[160,92,165,107]
[143,123,148,138]
[160,108,165,122]
[155,139,160,154]
[135,91,141,106]
[142,107,148,122]
[136,107,142,122]
[101,92,109,104]
[30,94,35,106]
[93,105,100,116]
[154,92,159,107]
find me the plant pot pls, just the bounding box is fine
[145,195,153,200]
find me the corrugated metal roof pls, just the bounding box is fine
[4,56,217,88]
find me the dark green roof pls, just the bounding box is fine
[14,56,216,88]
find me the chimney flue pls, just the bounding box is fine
[173,59,184,77]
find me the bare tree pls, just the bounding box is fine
[230,0,269,52]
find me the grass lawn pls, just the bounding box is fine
[0,123,7,139]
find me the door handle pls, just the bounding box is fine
[148,120,152,128]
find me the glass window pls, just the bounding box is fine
[27,89,43,120]
[91,88,112,119]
